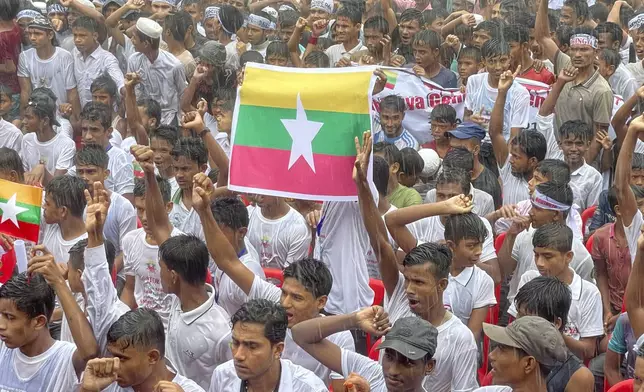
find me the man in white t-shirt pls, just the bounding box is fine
[210,299,328,392]
[168,137,208,229]
[80,308,205,392]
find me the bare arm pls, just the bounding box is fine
[607,1,625,25]
[380,0,397,34]
[612,88,643,147]
[467,307,488,341]
[604,348,624,386]
[488,87,509,165]
[626,231,644,338]
[123,76,149,145]
[67,88,82,124]
[119,276,137,309]
[539,76,567,117]
[563,335,598,361]
[535,0,560,62]
[615,117,641,227]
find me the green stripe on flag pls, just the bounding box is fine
[0,198,41,225]
[234,105,371,157]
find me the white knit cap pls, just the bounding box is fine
[136,17,163,39]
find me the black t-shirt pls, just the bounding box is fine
[546,354,583,392]
[473,166,502,209]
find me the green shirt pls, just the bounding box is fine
[388,183,423,208]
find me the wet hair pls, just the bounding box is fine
[412,29,441,50]
[80,101,112,131]
[608,186,644,213]
[45,175,87,218]
[514,276,571,332]
[633,153,644,170]
[458,46,481,63]
[336,5,361,24]
[535,159,570,185]
[599,48,621,69]
[171,137,208,166]
[444,212,486,244]
[363,15,388,35]
[473,20,501,40]
[373,142,402,167]
[91,72,118,98]
[589,3,610,23]
[431,104,457,124]
[559,120,593,143]
[0,273,55,321]
[619,6,634,29]
[481,38,510,59]
[150,125,179,147]
[443,147,474,173]
[231,299,288,344]
[556,24,573,47]
[0,0,20,20]
[532,222,573,253]
[595,21,623,45]
[499,0,526,15]
[158,235,209,285]
[510,129,547,161]
[266,40,289,58]
[164,11,193,41]
[240,50,265,66]
[504,24,530,45]
[219,5,245,36]
[535,181,573,219]
[68,238,117,273]
[107,308,166,355]
[399,8,424,26]
[210,197,249,229]
[75,144,109,169]
[136,98,162,126]
[282,258,332,298]
[423,8,448,25]
[0,147,24,181]
[133,176,171,202]
[564,0,589,21]
[379,94,406,113]
[547,9,560,31]
[304,51,330,68]
[72,15,99,33]
[373,155,390,196]
[402,242,452,280]
[400,147,424,176]
[207,167,219,183]
[436,166,471,195]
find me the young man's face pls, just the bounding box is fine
[103,3,120,18]
[632,168,644,187]
[491,3,501,19]
[0,92,12,118]
[596,57,615,79]
[448,238,482,268]
[427,18,444,34]
[431,120,454,142]
[73,26,97,53]
[92,88,114,108]
[489,345,532,386]
[559,135,589,168]
[509,144,534,177]
[484,54,512,80]
[247,25,266,45]
[150,137,174,171]
[597,32,619,51]
[215,108,233,133]
[43,194,64,224]
[528,204,559,228]
[568,44,596,68]
[183,3,202,24]
[81,119,112,148]
[334,16,359,44]
[17,18,33,45]
[413,43,438,69]
[508,41,525,67]
[528,29,543,59]
[399,19,420,46]
[280,277,323,328]
[204,17,220,40]
[173,155,202,191]
[266,55,288,66]
[226,0,246,11]
[308,8,329,24]
[449,136,480,156]
[231,322,284,381]
[22,107,46,133]
[152,1,173,17]
[134,196,151,235]
[457,56,480,83]
[76,164,108,186]
[28,28,52,49]
[363,27,384,54]
[137,105,157,131]
[633,31,644,60]
[527,169,548,196]
[380,107,404,138]
[472,29,491,49]
[534,246,571,277]
[278,25,294,42]
[107,340,157,387]
[381,349,431,391]
[559,6,578,27]
[0,299,47,349]
[402,263,445,320]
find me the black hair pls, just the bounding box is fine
[91,72,118,98]
[564,0,589,21]
[164,11,192,41]
[532,222,573,253]
[431,104,457,124]
[335,5,361,24]
[619,6,634,29]
[80,101,112,131]
[458,46,482,63]
[240,50,265,66]
[0,273,55,321]
[211,197,249,229]
[45,175,87,218]
[512,11,534,28]
[304,50,330,68]
[72,15,99,33]
[278,9,299,28]
[316,37,334,50]
[373,142,402,167]
[436,166,471,195]
[133,176,172,202]
[556,24,573,47]
[595,21,623,44]
[399,8,425,26]
[599,48,621,68]
[363,15,389,35]
[207,166,219,184]
[444,212,486,244]
[558,120,593,143]
[282,258,332,298]
[231,299,288,344]
[400,147,424,176]
[504,24,530,45]
[136,98,162,126]
[135,28,160,50]
[158,235,209,285]
[171,137,208,166]
[589,3,609,23]
[443,147,474,173]
[412,29,441,50]
[535,181,574,219]
[107,308,166,355]
[633,153,644,170]
[219,5,245,37]
[473,20,501,40]
[402,242,452,280]
[266,40,289,58]
[68,238,117,273]
[150,125,179,147]
[26,95,57,127]
[499,0,526,14]
[75,144,109,169]
[481,38,510,59]
[0,0,20,20]
[514,276,571,332]
[510,129,547,161]
[423,8,448,25]
[379,95,406,113]
[547,9,560,31]
[373,155,389,196]
[535,159,570,185]
[608,186,644,214]
[0,147,24,181]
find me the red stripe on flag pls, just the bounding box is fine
[0,221,40,243]
[230,146,358,197]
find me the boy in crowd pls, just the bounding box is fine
[456,46,482,88]
[505,24,555,84]
[323,6,364,66]
[168,137,208,229]
[397,147,423,188]
[471,20,501,49]
[210,299,328,391]
[149,126,179,195]
[373,95,419,150]
[411,29,457,88]
[246,12,272,57]
[393,9,423,64]
[423,104,456,157]
[349,16,389,65]
[0,86,22,151]
[90,74,127,149]
[509,223,604,362]
[594,22,637,99]
[265,41,289,66]
[374,143,422,208]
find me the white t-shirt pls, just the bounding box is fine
[472,387,512,392]
[624,210,644,265]
[249,275,355,384]
[325,41,366,67]
[20,132,76,174]
[385,273,479,392]
[0,340,78,392]
[166,284,232,390]
[40,223,87,264]
[17,47,76,104]
[246,205,311,269]
[122,227,182,330]
[498,156,530,206]
[465,73,530,141]
[213,251,265,317]
[99,370,206,392]
[97,191,137,254]
[169,189,191,230]
[106,146,134,195]
[209,359,328,392]
[509,269,604,340]
[0,119,23,152]
[444,265,496,325]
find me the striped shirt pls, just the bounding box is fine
[373,123,420,150]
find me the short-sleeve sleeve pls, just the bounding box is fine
[473,270,497,308]
[249,275,282,303]
[508,85,530,129]
[624,210,644,265]
[578,287,605,338]
[341,349,385,389]
[17,51,29,78]
[54,137,76,171]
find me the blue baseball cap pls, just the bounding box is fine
[448,122,486,141]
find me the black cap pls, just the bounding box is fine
[378,317,438,360]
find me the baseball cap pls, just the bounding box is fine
[102,0,124,11]
[26,96,61,127]
[378,317,438,361]
[483,316,568,367]
[448,122,486,141]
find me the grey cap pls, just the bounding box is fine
[483,316,568,367]
[378,317,438,361]
[199,41,227,67]
[102,0,124,11]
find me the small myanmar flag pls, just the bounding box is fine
[0,179,42,243]
[383,70,397,90]
[229,64,374,201]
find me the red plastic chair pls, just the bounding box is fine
[370,279,385,306]
[494,232,507,254]
[586,235,594,254]
[263,268,284,287]
[607,379,633,392]
[368,337,383,361]
[581,205,598,235]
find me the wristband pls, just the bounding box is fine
[308,36,318,45]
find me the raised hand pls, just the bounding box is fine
[181,111,205,131]
[412,64,426,77]
[353,131,372,184]
[295,17,307,30]
[498,65,520,93]
[445,34,460,50]
[373,69,387,95]
[558,65,579,83]
[126,0,145,9]
[81,358,120,392]
[460,12,476,26]
[124,72,141,89]
[192,173,214,213]
[311,19,328,37]
[507,215,532,235]
[27,246,65,286]
[84,182,110,236]
[441,194,474,215]
[355,305,391,336]
[130,145,155,174]
[595,129,612,151]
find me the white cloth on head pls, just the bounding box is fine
[136,17,163,39]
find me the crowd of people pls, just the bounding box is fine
[4,0,644,390]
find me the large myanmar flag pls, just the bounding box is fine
[0,179,42,243]
[229,63,375,201]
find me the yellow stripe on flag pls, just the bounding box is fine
[0,179,42,206]
[240,66,373,115]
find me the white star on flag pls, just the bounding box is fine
[0,193,29,228]
[281,93,324,173]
